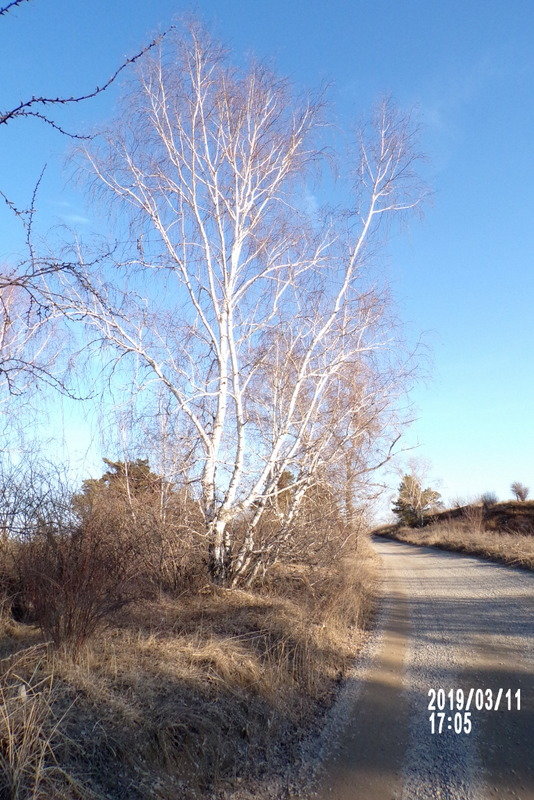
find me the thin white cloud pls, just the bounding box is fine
[61,213,91,225]
[304,188,320,220]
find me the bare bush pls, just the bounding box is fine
[480,491,498,509]
[224,475,366,587]
[450,496,467,509]
[0,460,142,654]
[0,460,76,623]
[511,481,529,502]
[19,529,139,654]
[73,458,205,594]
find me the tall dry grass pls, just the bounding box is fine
[0,670,57,800]
[0,648,94,800]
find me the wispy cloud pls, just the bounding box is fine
[49,199,91,226]
[422,53,499,131]
[49,200,73,209]
[61,213,91,225]
[303,188,320,220]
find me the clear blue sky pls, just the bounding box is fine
[1,0,533,505]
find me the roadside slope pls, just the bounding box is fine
[373,511,534,571]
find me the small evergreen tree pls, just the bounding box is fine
[72,458,168,519]
[392,474,442,527]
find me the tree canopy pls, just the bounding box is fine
[392,474,441,527]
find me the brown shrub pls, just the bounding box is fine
[0,531,377,799]
[511,481,529,502]
[73,465,206,595]
[15,521,143,655]
[0,458,379,796]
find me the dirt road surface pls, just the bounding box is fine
[314,538,534,800]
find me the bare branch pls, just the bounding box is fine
[0,0,31,16]
[0,27,175,137]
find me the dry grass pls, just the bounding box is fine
[0,597,42,663]
[378,510,534,570]
[0,538,378,800]
[0,647,93,800]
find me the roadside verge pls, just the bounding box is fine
[374,523,534,571]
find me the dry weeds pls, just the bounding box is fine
[0,648,94,800]
[378,513,534,570]
[0,539,378,800]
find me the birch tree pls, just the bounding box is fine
[55,23,425,584]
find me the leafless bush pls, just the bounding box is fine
[0,460,74,624]
[72,460,206,594]
[450,496,466,509]
[97,500,204,595]
[511,481,529,502]
[0,461,142,654]
[480,491,498,508]
[17,520,142,655]
[228,479,361,587]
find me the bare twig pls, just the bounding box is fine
[0,0,31,16]
[0,26,174,137]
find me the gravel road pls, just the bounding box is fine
[314,538,534,800]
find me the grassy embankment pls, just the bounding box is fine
[375,501,534,570]
[0,541,377,800]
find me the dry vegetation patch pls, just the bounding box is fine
[0,542,377,800]
[377,506,534,570]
